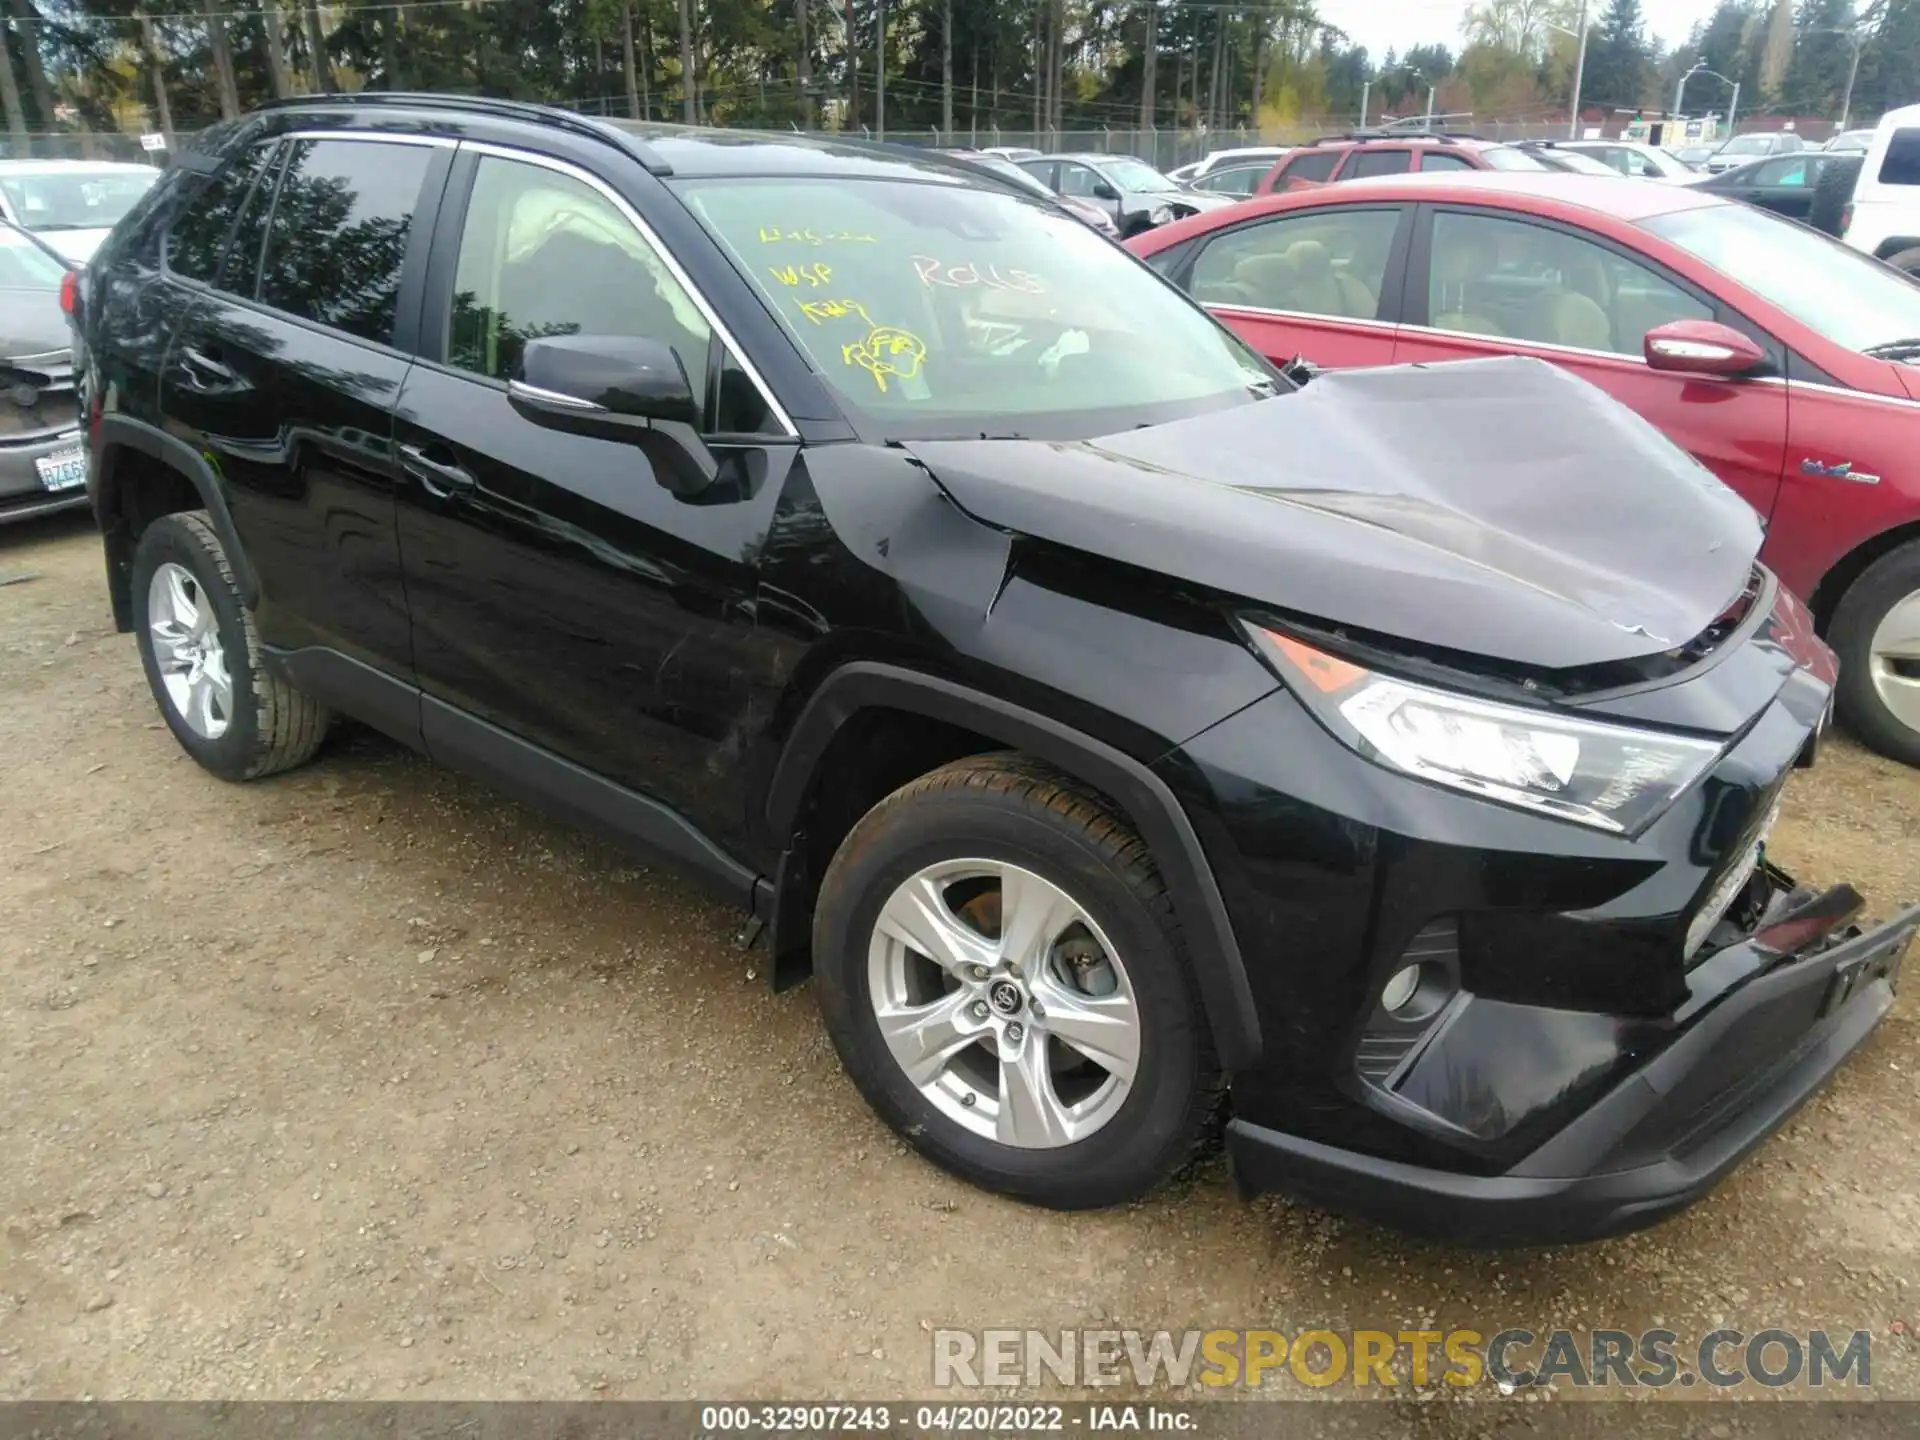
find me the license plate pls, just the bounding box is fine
[1819,906,1919,1015]
[35,446,85,492]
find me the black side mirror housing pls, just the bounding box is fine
[508,335,717,496]
[510,334,699,426]
[1092,181,1119,201]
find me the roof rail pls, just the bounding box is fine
[252,91,673,174]
[1311,130,1473,147]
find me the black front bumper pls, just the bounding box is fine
[1227,905,1916,1246]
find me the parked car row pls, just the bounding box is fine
[1132,167,1920,766]
[42,95,1920,1250]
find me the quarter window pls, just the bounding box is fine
[1279,151,1340,185]
[1189,207,1400,320]
[1427,211,1710,354]
[167,143,275,284]
[257,138,433,345]
[445,154,713,418]
[1879,127,1920,186]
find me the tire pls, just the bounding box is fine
[131,509,331,781]
[811,754,1223,1210]
[1885,245,1920,279]
[1808,153,1862,237]
[1828,537,1920,767]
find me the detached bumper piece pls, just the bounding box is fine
[1227,903,1917,1247]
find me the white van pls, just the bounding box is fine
[1841,103,1920,276]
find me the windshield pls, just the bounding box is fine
[678,176,1274,439]
[1828,131,1873,152]
[1676,146,1714,164]
[963,154,1053,199]
[1644,202,1920,355]
[0,168,156,232]
[1100,157,1177,191]
[1480,146,1551,172]
[1717,135,1774,156]
[0,226,64,286]
[1544,150,1620,175]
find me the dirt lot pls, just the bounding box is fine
[1,511,1918,1403]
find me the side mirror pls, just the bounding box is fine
[1092,180,1119,201]
[509,333,699,426]
[1643,319,1766,376]
[508,334,718,496]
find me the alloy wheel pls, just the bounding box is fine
[866,858,1141,1148]
[1869,588,1920,736]
[147,560,234,740]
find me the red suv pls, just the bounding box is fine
[1255,132,1555,193]
[1131,171,1920,766]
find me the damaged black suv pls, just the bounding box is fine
[73,95,1916,1245]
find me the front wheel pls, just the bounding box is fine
[811,755,1222,1210]
[1829,538,1920,766]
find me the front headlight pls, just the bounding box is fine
[1248,626,1723,835]
[1149,204,1173,225]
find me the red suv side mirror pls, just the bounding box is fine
[1643,319,1766,376]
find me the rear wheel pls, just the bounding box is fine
[1829,538,1920,766]
[131,510,331,781]
[811,755,1221,1209]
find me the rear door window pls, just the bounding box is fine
[1879,128,1920,186]
[1418,152,1476,173]
[257,137,434,345]
[1189,207,1401,320]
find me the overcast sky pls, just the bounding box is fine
[1320,0,1726,62]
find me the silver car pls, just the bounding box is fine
[0,159,160,265]
[0,223,83,523]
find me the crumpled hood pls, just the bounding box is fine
[905,355,1762,671]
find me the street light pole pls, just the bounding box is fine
[1840,33,1863,131]
[876,0,886,140]
[1359,77,1369,128]
[1674,60,1703,123]
[1567,0,1589,139]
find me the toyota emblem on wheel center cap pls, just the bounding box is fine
[987,979,1024,1016]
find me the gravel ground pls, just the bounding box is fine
[1,512,1917,1404]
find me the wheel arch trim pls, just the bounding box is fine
[96,413,258,610]
[765,661,1264,1069]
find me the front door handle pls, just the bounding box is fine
[398,442,476,497]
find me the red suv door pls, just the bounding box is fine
[1393,206,1788,522]
[1179,203,1409,370]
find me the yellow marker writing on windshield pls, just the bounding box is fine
[770,262,833,288]
[798,297,874,325]
[841,326,927,394]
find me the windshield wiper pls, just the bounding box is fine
[1862,337,1920,360]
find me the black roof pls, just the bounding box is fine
[250,91,983,185]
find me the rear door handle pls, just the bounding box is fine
[176,345,235,388]
[398,441,476,497]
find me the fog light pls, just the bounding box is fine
[1380,965,1421,1013]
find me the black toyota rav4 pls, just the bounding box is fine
[71,95,1915,1246]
